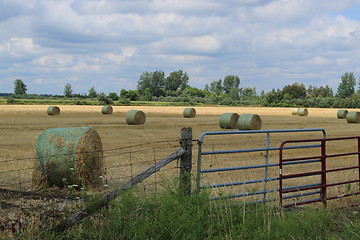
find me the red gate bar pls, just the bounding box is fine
[279,136,360,209]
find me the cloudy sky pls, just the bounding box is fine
[1,0,360,95]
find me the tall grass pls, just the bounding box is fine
[29,182,359,240]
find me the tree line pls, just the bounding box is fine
[7,71,360,108]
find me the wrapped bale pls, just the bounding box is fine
[298,108,308,116]
[346,111,360,123]
[47,106,60,116]
[102,105,113,114]
[292,108,299,115]
[219,113,240,129]
[238,114,262,130]
[183,108,196,118]
[337,110,348,119]
[32,127,104,190]
[126,110,146,125]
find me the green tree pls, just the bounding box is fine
[137,71,165,97]
[88,87,98,98]
[64,83,73,98]
[282,83,306,99]
[98,92,113,105]
[209,79,223,95]
[164,70,189,95]
[13,79,27,95]
[337,72,356,98]
[222,75,240,94]
[108,92,119,101]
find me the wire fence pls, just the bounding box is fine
[0,138,195,234]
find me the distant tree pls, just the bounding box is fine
[88,87,98,98]
[108,92,119,101]
[307,85,333,98]
[164,70,189,95]
[98,92,113,105]
[337,72,356,98]
[14,79,27,95]
[64,83,73,98]
[240,87,257,98]
[137,71,165,97]
[209,79,223,95]
[222,75,240,94]
[282,83,306,99]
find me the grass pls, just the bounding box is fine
[19,181,359,240]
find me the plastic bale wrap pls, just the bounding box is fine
[292,108,299,115]
[126,110,146,125]
[219,113,240,129]
[337,110,348,119]
[346,111,360,123]
[298,108,308,116]
[101,105,113,114]
[238,114,262,130]
[183,108,196,118]
[47,106,60,116]
[32,127,104,190]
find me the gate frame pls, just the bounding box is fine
[196,128,326,204]
[279,136,360,209]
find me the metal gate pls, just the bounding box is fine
[196,128,326,205]
[279,136,360,209]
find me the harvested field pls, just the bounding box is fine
[0,105,359,210]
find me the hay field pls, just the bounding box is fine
[0,105,359,207]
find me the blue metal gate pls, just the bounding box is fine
[196,128,326,205]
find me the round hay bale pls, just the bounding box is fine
[346,111,360,123]
[183,108,196,118]
[102,105,113,114]
[337,110,348,119]
[47,106,60,116]
[126,110,146,125]
[298,108,308,116]
[219,113,240,129]
[292,108,299,115]
[34,127,104,189]
[238,114,262,130]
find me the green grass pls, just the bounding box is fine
[28,182,359,240]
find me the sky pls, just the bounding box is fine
[1,0,360,95]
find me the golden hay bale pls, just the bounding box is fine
[346,111,360,123]
[47,106,60,115]
[183,108,196,118]
[298,108,308,116]
[33,127,104,190]
[337,110,348,119]
[238,114,262,130]
[101,105,113,114]
[292,108,299,115]
[126,110,146,125]
[219,113,240,129]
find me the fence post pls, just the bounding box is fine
[180,127,192,195]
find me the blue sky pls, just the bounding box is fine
[1,0,360,95]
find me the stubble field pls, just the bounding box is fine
[0,105,359,208]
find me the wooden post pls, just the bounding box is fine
[180,127,192,195]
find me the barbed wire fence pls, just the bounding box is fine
[0,128,196,235]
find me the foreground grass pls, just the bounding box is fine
[20,184,358,240]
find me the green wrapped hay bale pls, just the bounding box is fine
[292,108,299,115]
[183,108,196,118]
[126,110,146,125]
[47,106,60,116]
[33,127,104,189]
[238,114,262,130]
[346,111,360,123]
[102,105,113,114]
[219,113,239,129]
[298,108,308,116]
[337,110,348,119]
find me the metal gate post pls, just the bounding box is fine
[263,132,270,203]
[321,139,327,208]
